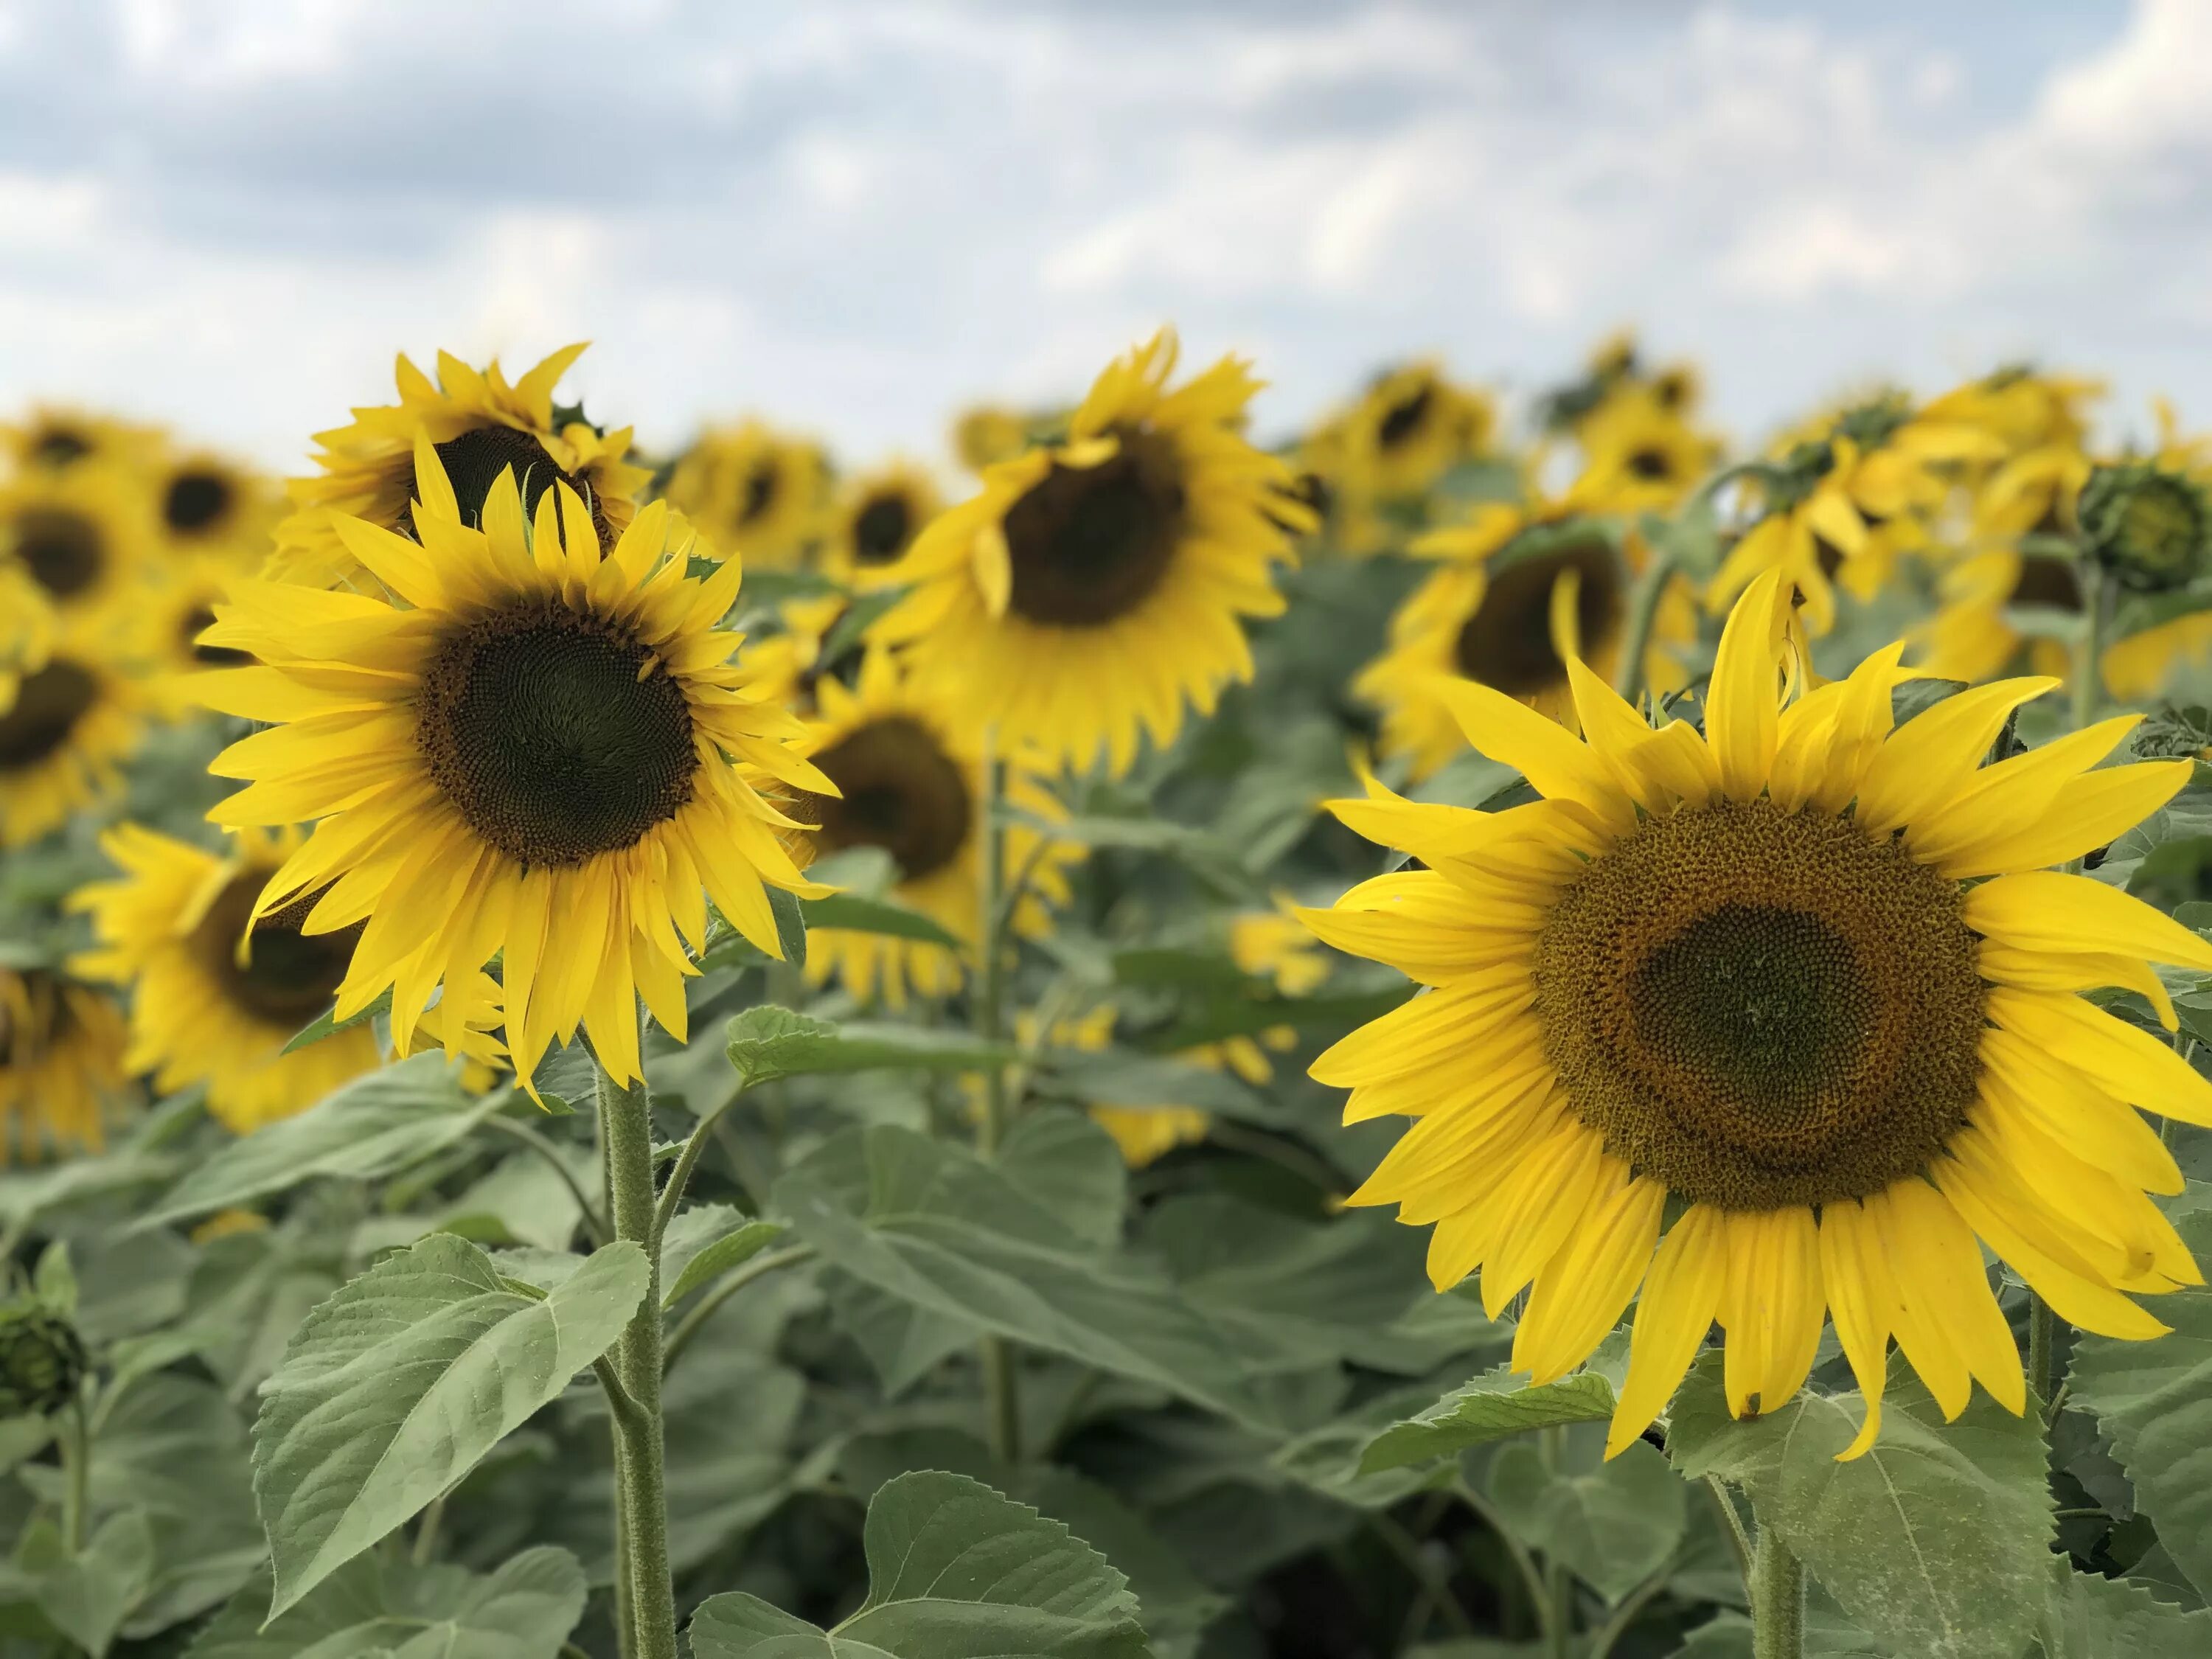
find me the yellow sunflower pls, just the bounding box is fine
[196,440,832,1089]
[1916,548,2083,685]
[1335,361,1495,504]
[952,406,1046,474]
[1568,391,1720,515]
[819,462,942,588]
[736,594,850,718]
[873,329,1306,776]
[664,422,832,573]
[1972,444,2093,544]
[138,552,254,715]
[1356,500,1692,779]
[149,448,276,565]
[1924,367,2102,460]
[0,615,150,848]
[69,824,504,1133]
[0,969,129,1163]
[0,462,158,625]
[1303,569,2211,1461]
[1,408,156,476]
[0,566,54,712]
[796,647,1076,1009]
[1711,400,2003,630]
[269,344,650,588]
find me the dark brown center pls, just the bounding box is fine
[416,603,698,868]
[1002,430,1186,627]
[1453,538,1621,698]
[182,605,251,667]
[741,459,780,525]
[191,875,362,1027]
[1627,446,1675,482]
[2009,554,2083,611]
[164,470,234,535]
[803,715,971,880]
[0,661,97,772]
[1377,383,1435,450]
[14,509,104,599]
[851,493,914,565]
[425,425,588,533]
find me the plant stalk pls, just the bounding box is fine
[60,1398,88,1554]
[972,732,1023,1464]
[1749,1513,1804,1659]
[597,1038,678,1659]
[2070,567,2113,732]
[2029,1296,2059,1416]
[1612,545,1680,706]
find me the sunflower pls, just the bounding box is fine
[149,449,274,565]
[1356,500,1691,779]
[0,969,129,1163]
[796,648,1076,1009]
[1303,569,2211,1459]
[819,462,941,588]
[1923,366,2102,459]
[737,594,851,718]
[664,422,832,573]
[196,440,832,1089]
[0,566,53,713]
[1972,444,2092,543]
[69,824,505,1133]
[1336,361,1495,504]
[269,344,650,588]
[873,329,1306,776]
[0,616,150,848]
[1,408,156,476]
[952,406,1043,474]
[0,463,157,625]
[139,552,254,714]
[1916,548,2082,685]
[1710,399,2003,631]
[1567,392,1720,515]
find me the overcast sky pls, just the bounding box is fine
[0,0,2202,475]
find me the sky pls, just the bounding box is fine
[0,0,2203,476]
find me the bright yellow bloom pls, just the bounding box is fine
[1357,499,1691,779]
[1305,571,2209,1461]
[818,462,942,588]
[269,344,650,588]
[69,824,506,1133]
[1916,548,2081,686]
[1,408,157,476]
[0,565,53,713]
[951,406,1044,474]
[797,648,1076,1009]
[0,613,150,848]
[147,448,277,566]
[664,422,832,573]
[1334,361,1495,504]
[0,969,129,1163]
[874,329,1306,776]
[197,441,832,1090]
[1923,367,2102,459]
[0,462,159,627]
[1568,391,1721,516]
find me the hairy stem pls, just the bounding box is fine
[60,1398,88,1555]
[597,1039,678,1659]
[1749,1512,1804,1659]
[972,734,1023,1464]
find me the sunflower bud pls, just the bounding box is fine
[0,1300,84,1418]
[2080,461,2212,591]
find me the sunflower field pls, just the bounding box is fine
[3,331,2212,1659]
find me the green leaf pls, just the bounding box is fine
[2037,1563,2212,1657]
[1667,1354,2053,1659]
[280,987,392,1055]
[1359,1337,1628,1474]
[136,1056,497,1229]
[250,1234,648,1618]
[688,1470,1148,1658]
[768,884,809,970]
[184,1547,587,1658]
[1140,987,1410,1053]
[726,1006,1014,1087]
[1488,1436,1686,1603]
[1004,808,1261,900]
[999,1109,1128,1248]
[802,892,963,951]
[2067,1208,2212,1599]
[777,1125,1293,1428]
[1032,1048,1269,1119]
[21,1511,155,1658]
[663,1210,787,1307]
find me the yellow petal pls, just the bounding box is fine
[1606,1204,1725,1458]
[1707,569,1787,801]
[1966,872,2212,973]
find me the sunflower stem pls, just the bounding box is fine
[2029,1296,2060,1417]
[2070,567,2112,731]
[1612,543,1680,706]
[595,1037,678,1659]
[973,731,1024,1465]
[59,1397,88,1556]
[1748,1511,1804,1659]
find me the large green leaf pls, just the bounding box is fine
[776,1126,1295,1429]
[137,1057,498,1228]
[661,1206,787,1307]
[2037,1563,2212,1657]
[19,1512,155,1658]
[250,1234,648,1617]
[1668,1354,2052,1659]
[2067,1208,2212,1599]
[184,1547,586,1658]
[999,1108,1129,1248]
[726,1006,1014,1087]
[1359,1337,1628,1474]
[688,1470,1149,1658]
[1487,1434,1686,1603]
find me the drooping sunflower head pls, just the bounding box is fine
[0,967,128,1164]
[0,464,157,624]
[795,649,1076,1009]
[0,616,149,849]
[201,439,832,1089]
[2081,460,2212,593]
[872,328,1305,775]
[1307,571,2212,1459]
[1357,503,1688,779]
[1924,365,2104,459]
[1342,361,1495,500]
[821,462,942,587]
[268,344,650,588]
[68,823,504,1133]
[664,421,833,572]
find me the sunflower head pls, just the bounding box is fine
[664,422,832,572]
[2,409,155,476]
[0,967,127,1162]
[0,618,148,849]
[270,344,650,588]
[2081,461,2212,592]
[151,450,272,563]
[822,464,942,585]
[204,439,828,1088]
[1343,361,1494,499]
[951,406,1040,473]
[0,1301,86,1418]
[0,464,156,623]
[1308,571,2212,1458]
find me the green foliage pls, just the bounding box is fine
[187,1548,588,1658]
[726,1006,1016,1086]
[1360,1338,1628,1474]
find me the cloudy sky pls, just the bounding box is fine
[0,0,2202,474]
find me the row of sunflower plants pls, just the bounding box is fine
[0,333,2211,1658]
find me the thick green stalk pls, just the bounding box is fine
[1611,545,1680,705]
[1749,1516,1804,1659]
[2070,567,2112,732]
[60,1398,88,1554]
[597,1046,678,1659]
[972,736,1023,1464]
